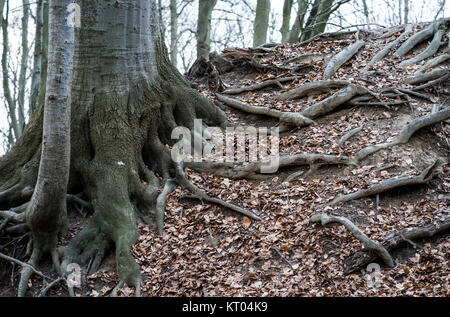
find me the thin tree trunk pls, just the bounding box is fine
[253,0,271,47]
[287,0,308,43]
[37,1,49,111]
[18,0,29,132]
[197,0,217,60]
[29,0,43,117]
[310,0,334,37]
[404,0,409,24]
[1,0,20,141]
[19,0,74,297]
[280,0,293,43]
[170,0,178,68]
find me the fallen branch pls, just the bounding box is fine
[310,214,394,267]
[323,39,365,79]
[216,93,314,129]
[223,76,302,95]
[328,161,438,206]
[344,215,450,274]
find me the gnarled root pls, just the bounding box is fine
[354,106,450,162]
[327,161,439,206]
[344,215,450,274]
[222,76,303,95]
[216,93,314,130]
[277,80,350,101]
[311,214,394,268]
[323,38,365,79]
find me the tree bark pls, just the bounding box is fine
[170,0,178,68]
[280,0,293,43]
[29,0,44,116]
[1,0,230,296]
[197,0,217,60]
[18,0,74,297]
[253,0,271,47]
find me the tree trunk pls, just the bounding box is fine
[1,0,20,142]
[0,0,227,296]
[197,0,217,60]
[18,0,29,133]
[37,2,49,115]
[170,0,178,68]
[404,0,409,24]
[280,0,293,43]
[287,0,308,43]
[253,0,271,47]
[29,0,43,117]
[18,0,74,297]
[310,0,334,37]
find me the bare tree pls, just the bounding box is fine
[253,0,271,47]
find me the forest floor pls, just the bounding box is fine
[1,24,449,297]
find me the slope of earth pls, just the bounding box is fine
[1,23,449,297]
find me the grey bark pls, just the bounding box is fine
[29,0,43,116]
[18,0,29,133]
[170,0,178,68]
[197,0,217,60]
[280,0,293,43]
[19,0,74,297]
[253,0,271,47]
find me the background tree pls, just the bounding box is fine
[253,0,271,47]
[197,0,217,60]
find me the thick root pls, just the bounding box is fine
[354,107,450,162]
[216,93,314,129]
[400,26,447,67]
[222,76,303,95]
[277,80,349,101]
[323,37,365,79]
[365,24,413,70]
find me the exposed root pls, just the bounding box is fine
[277,80,350,101]
[156,179,176,236]
[284,53,326,65]
[400,25,447,67]
[323,37,365,80]
[365,24,413,70]
[395,19,450,57]
[175,163,261,221]
[327,161,439,206]
[222,76,303,95]
[216,93,314,129]
[344,215,450,274]
[301,84,371,119]
[310,214,394,268]
[186,153,351,180]
[413,73,450,91]
[338,127,363,147]
[406,68,450,85]
[354,107,450,162]
[416,53,450,74]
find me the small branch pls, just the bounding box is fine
[338,127,363,146]
[310,214,394,267]
[277,80,350,101]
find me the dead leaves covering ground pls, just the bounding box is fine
[88,26,449,297]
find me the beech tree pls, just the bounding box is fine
[197,0,217,60]
[253,0,271,47]
[0,0,255,296]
